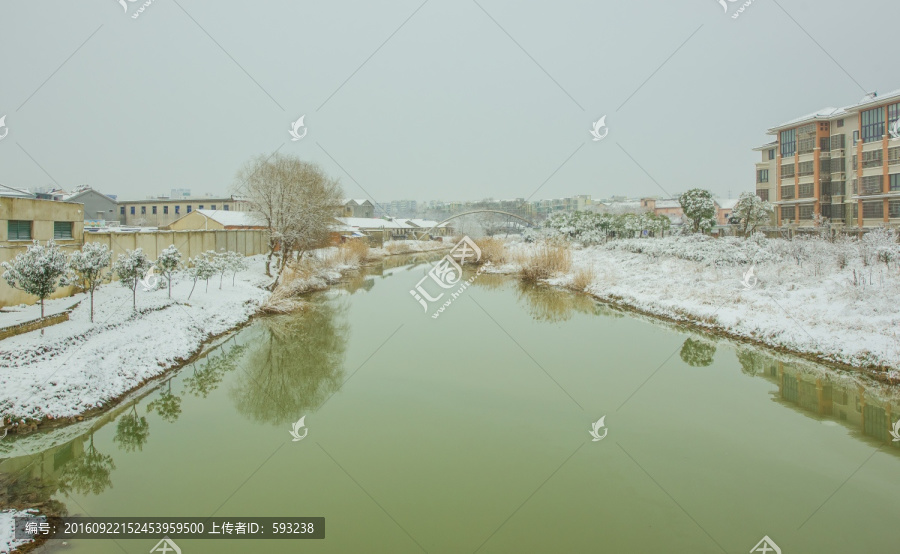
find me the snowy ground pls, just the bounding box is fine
[0,241,449,425]
[489,235,900,373]
[0,510,35,554]
[0,295,84,329]
[0,255,272,423]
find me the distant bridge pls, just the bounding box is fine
[416,210,537,239]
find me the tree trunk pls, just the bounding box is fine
[132,284,137,311]
[40,297,45,319]
[168,274,172,299]
[188,278,197,301]
[90,288,95,323]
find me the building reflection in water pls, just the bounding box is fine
[739,347,900,449]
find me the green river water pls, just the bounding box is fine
[2,254,899,553]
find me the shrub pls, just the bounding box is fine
[521,241,571,282]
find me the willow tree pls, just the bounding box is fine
[233,153,343,278]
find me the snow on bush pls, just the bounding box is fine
[112,248,152,311]
[65,242,112,322]
[155,244,182,298]
[1,240,69,319]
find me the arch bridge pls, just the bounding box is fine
[416,209,536,239]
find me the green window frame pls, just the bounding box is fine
[7,220,32,240]
[53,221,73,240]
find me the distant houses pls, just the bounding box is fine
[162,209,266,231]
[342,199,375,218]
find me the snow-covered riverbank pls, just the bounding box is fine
[0,241,451,427]
[485,235,900,374]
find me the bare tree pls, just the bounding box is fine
[233,153,343,279]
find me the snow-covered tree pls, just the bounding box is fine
[679,189,717,234]
[186,251,217,300]
[1,240,69,318]
[863,227,899,269]
[223,251,248,286]
[66,242,112,322]
[233,153,343,278]
[732,192,774,236]
[112,248,151,311]
[155,245,182,299]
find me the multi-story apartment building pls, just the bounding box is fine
[118,196,249,227]
[756,90,900,228]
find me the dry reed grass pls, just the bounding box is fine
[520,240,572,282]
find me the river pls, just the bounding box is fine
[2,254,899,553]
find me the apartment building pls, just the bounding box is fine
[117,196,249,227]
[756,90,900,228]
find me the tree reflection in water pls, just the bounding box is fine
[113,402,150,452]
[147,379,182,423]
[229,302,348,425]
[184,340,249,398]
[514,282,615,323]
[679,338,717,367]
[56,432,115,496]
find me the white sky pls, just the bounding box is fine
[0,0,893,203]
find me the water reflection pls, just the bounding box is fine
[112,402,150,452]
[56,432,115,496]
[147,378,182,423]
[184,339,249,398]
[229,302,348,425]
[679,338,717,367]
[512,281,621,323]
[737,346,900,450]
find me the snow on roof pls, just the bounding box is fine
[716,198,740,210]
[769,107,843,131]
[0,185,36,198]
[194,209,263,227]
[336,217,412,229]
[342,198,372,205]
[405,219,440,228]
[653,199,681,209]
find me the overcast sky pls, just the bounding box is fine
[0,0,893,204]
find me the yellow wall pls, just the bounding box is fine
[162,212,226,231]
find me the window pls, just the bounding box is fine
[861,175,883,195]
[862,201,883,219]
[152,206,157,215]
[799,205,814,220]
[198,205,204,210]
[798,183,814,198]
[862,149,883,168]
[187,205,192,213]
[130,206,135,215]
[797,124,816,154]
[175,206,180,214]
[853,130,860,145]
[120,206,125,215]
[53,221,73,239]
[780,129,796,157]
[781,185,795,199]
[141,206,146,215]
[891,174,900,191]
[889,103,900,136]
[768,149,775,160]
[756,189,769,201]
[861,107,884,143]
[781,163,795,178]
[781,206,796,221]
[224,204,230,211]
[211,205,216,210]
[798,161,814,176]
[890,200,900,218]
[163,206,169,214]
[757,169,769,183]
[7,220,32,240]
[837,119,845,128]
[889,147,900,165]
[830,158,845,173]
[830,134,845,150]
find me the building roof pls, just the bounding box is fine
[752,141,778,151]
[0,184,36,198]
[61,188,117,203]
[342,198,373,205]
[192,209,264,227]
[336,217,417,229]
[404,218,441,228]
[119,196,240,204]
[716,198,740,210]
[767,89,900,133]
[653,199,681,209]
